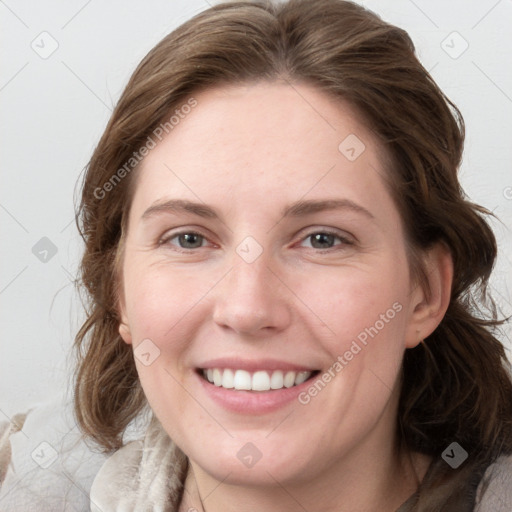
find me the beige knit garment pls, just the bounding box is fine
[90,417,512,512]
[1,403,512,511]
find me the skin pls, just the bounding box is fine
[118,81,453,512]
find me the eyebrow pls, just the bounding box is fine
[141,198,374,222]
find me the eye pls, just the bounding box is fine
[159,229,354,252]
[160,231,209,250]
[299,230,354,250]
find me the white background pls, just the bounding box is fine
[1,0,511,419]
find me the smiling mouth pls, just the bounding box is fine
[198,368,321,392]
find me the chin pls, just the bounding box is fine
[184,433,318,487]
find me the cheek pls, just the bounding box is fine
[123,260,212,343]
[298,263,409,404]
[123,262,204,426]
[293,273,408,436]
[297,265,408,350]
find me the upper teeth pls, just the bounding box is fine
[203,368,313,391]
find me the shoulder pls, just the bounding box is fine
[89,438,145,511]
[90,416,187,512]
[0,395,108,511]
[0,411,27,483]
[474,452,512,511]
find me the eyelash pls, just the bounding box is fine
[158,229,354,253]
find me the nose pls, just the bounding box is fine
[212,253,292,337]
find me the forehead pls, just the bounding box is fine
[130,80,393,220]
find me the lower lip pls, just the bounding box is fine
[195,370,318,414]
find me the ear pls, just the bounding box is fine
[114,240,132,345]
[117,294,133,345]
[404,242,453,349]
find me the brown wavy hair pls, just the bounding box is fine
[73,0,512,508]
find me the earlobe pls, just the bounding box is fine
[116,277,133,344]
[117,296,133,345]
[119,320,133,345]
[405,243,453,349]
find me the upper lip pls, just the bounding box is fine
[196,357,319,372]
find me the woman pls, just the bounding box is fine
[2,0,512,510]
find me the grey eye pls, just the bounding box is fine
[309,233,337,249]
[175,232,204,249]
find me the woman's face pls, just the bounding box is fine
[118,81,433,487]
